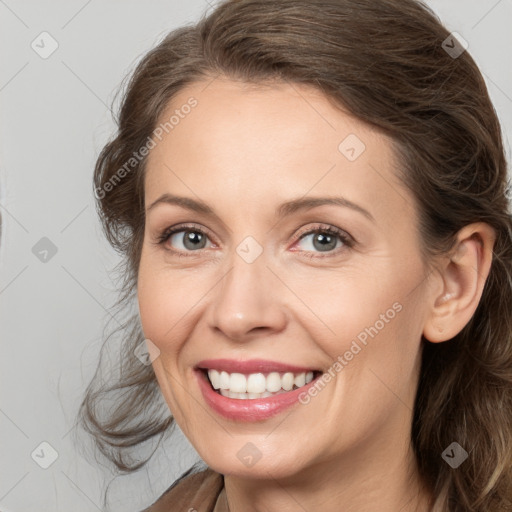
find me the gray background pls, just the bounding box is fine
[1,1,511,511]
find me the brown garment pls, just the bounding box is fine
[142,468,229,512]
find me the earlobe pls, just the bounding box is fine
[423,223,496,343]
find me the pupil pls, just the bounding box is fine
[184,231,205,250]
[313,233,336,252]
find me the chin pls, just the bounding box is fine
[197,439,311,480]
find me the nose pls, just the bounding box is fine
[208,252,288,342]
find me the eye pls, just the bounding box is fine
[156,224,214,253]
[293,225,353,256]
[155,223,354,258]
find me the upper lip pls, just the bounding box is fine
[196,358,319,374]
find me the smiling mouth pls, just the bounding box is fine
[202,369,321,400]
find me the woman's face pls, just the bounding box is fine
[138,77,433,479]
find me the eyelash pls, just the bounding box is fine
[155,223,355,259]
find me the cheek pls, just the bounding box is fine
[292,272,400,347]
[136,254,212,354]
[298,262,425,376]
[136,254,180,345]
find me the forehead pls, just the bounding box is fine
[144,77,412,226]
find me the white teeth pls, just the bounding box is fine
[247,373,266,393]
[294,372,306,388]
[229,373,247,393]
[282,372,294,391]
[207,369,317,399]
[266,372,282,393]
[219,371,230,389]
[209,369,220,389]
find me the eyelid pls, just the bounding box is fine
[293,223,354,243]
[289,223,355,256]
[155,222,355,258]
[155,223,217,248]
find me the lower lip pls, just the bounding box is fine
[196,370,319,422]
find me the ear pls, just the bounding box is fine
[423,222,496,343]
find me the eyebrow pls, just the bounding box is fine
[147,193,375,222]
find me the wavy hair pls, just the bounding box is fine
[77,0,512,510]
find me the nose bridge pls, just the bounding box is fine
[208,241,286,340]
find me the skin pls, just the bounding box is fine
[137,77,495,512]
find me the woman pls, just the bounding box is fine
[79,0,512,510]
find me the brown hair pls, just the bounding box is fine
[78,0,512,510]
